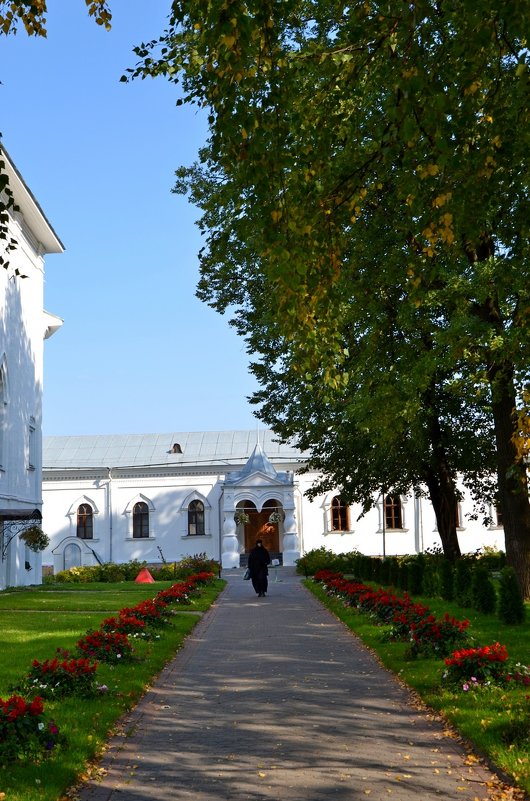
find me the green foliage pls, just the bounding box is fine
[454,558,474,607]
[125,0,530,595]
[476,546,506,571]
[173,553,219,578]
[295,547,344,576]
[439,559,455,602]
[498,567,526,625]
[52,557,219,585]
[19,526,49,553]
[407,555,425,595]
[470,564,497,614]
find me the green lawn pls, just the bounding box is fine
[0,579,225,801]
[306,580,530,797]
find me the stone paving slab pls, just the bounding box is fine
[76,570,514,801]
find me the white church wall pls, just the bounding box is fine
[0,148,63,589]
[42,445,507,575]
[42,471,225,571]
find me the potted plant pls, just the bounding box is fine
[234,511,250,526]
[20,525,49,553]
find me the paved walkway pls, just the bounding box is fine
[77,570,511,801]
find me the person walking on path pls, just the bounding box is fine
[247,538,271,596]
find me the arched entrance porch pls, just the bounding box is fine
[235,499,283,556]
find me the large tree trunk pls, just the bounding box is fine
[423,466,461,561]
[488,360,530,600]
[422,383,461,561]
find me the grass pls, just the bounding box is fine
[0,579,225,801]
[305,579,530,797]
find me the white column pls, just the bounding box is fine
[282,504,300,566]
[221,501,240,568]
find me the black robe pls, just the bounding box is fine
[247,544,271,595]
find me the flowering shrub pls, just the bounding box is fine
[0,695,60,763]
[120,599,169,627]
[77,629,133,662]
[155,584,191,606]
[444,642,509,686]
[408,613,470,657]
[186,571,215,585]
[102,614,149,638]
[314,570,470,657]
[14,652,99,698]
[505,663,530,687]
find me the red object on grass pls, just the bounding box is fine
[135,568,155,584]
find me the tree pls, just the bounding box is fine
[0,1,111,37]
[127,0,530,596]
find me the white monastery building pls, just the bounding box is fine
[41,430,505,573]
[0,146,63,589]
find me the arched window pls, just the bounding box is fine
[77,504,93,539]
[331,496,349,531]
[188,500,205,536]
[133,502,149,538]
[384,495,403,529]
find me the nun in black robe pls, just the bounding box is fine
[247,539,271,596]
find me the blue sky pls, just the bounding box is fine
[1,0,260,436]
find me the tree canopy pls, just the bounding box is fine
[126,0,530,596]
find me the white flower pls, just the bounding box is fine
[38,722,45,731]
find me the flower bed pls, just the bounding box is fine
[14,653,99,699]
[0,695,60,764]
[77,629,133,662]
[314,570,470,657]
[119,598,169,627]
[102,614,149,638]
[443,642,516,689]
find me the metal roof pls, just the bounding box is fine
[43,430,305,470]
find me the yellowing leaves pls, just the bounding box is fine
[271,210,283,223]
[417,163,440,179]
[220,33,237,49]
[432,191,452,208]
[464,80,481,95]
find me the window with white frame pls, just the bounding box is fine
[188,500,205,536]
[132,501,150,538]
[77,504,94,539]
[330,496,350,531]
[384,495,403,529]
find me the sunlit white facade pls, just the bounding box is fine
[0,147,63,588]
[41,430,504,573]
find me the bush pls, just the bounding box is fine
[380,558,391,585]
[476,546,506,571]
[454,558,473,606]
[443,642,509,686]
[54,565,98,583]
[421,560,440,597]
[173,553,220,579]
[471,564,497,614]
[0,695,61,763]
[497,566,526,625]
[439,559,455,601]
[406,556,425,595]
[388,557,400,588]
[95,563,126,583]
[296,547,341,576]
